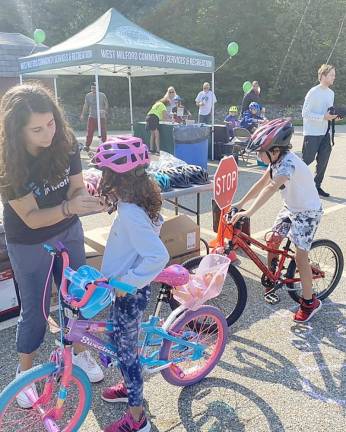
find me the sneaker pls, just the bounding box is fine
[72,350,104,383]
[293,296,322,323]
[16,366,38,409]
[102,381,128,403]
[103,410,151,432]
[317,187,330,197]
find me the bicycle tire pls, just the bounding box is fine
[168,256,248,327]
[286,239,344,303]
[0,363,92,432]
[159,305,228,386]
[200,237,210,255]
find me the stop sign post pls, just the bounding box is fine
[213,156,238,210]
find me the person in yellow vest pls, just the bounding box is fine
[145,98,171,155]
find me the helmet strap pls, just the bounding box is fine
[266,151,273,164]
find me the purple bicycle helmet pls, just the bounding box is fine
[92,136,150,174]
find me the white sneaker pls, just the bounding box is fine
[72,350,104,383]
[16,366,38,409]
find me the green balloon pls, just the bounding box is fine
[243,81,252,93]
[34,29,46,44]
[227,41,239,57]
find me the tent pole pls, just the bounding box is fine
[19,74,23,85]
[211,72,215,160]
[95,68,102,142]
[128,70,134,134]
[53,77,58,102]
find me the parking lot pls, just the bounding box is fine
[1,127,345,431]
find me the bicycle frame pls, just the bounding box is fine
[63,302,205,374]
[224,223,325,286]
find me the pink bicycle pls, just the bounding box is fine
[0,243,229,432]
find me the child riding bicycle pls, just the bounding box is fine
[230,119,323,323]
[92,136,169,432]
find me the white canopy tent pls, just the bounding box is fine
[19,8,217,157]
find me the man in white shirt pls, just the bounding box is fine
[195,82,217,124]
[302,64,338,197]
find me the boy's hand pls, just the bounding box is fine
[230,209,250,225]
[116,289,127,298]
[324,112,338,121]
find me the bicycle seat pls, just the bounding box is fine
[154,264,190,287]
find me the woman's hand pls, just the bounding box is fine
[68,195,106,216]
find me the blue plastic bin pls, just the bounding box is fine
[173,125,210,169]
[175,139,208,169]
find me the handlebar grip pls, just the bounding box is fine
[108,277,137,295]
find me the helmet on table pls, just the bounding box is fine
[152,172,171,191]
[180,165,209,185]
[246,118,294,153]
[91,136,149,174]
[160,167,191,188]
[84,180,99,196]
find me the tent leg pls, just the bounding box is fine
[128,71,134,134]
[19,74,23,85]
[54,77,58,102]
[95,69,102,143]
[211,72,215,161]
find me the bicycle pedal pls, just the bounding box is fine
[264,292,280,305]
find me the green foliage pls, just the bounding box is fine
[1,0,345,110]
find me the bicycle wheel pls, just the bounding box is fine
[200,237,210,256]
[168,256,248,327]
[159,305,228,386]
[0,363,92,432]
[286,239,344,303]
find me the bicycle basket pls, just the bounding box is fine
[173,254,230,310]
[67,265,111,319]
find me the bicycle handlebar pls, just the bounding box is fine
[225,207,250,228]
[44,243,136,309]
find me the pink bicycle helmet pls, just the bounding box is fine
[92,136,150,174]
[246,118,294,153]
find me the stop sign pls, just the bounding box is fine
[213,156,238,210]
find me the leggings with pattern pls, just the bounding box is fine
[111,285,151,407]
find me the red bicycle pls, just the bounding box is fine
[169,209,344,327]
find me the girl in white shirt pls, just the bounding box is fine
[92,136,169,432]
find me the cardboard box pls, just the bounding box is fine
[85,244,103,270]
[84,227,110,254]
[160,215,200,265]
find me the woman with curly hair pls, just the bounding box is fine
[0,83,105,407]
[92,136,169,431]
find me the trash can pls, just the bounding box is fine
[174,125,210,169]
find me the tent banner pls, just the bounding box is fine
[19,49,93,72]
[19,47,214,73]
[99,47,214,71]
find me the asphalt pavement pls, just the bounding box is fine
[0,127,345,431]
